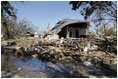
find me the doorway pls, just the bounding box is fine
[75,29,79,38]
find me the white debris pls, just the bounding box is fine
[34,32,39,37]
[83,43,90,52]
[60,37,64,44]
[18,68,22,71]
[84,62,92,66]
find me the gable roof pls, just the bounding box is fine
[51,19,90,34]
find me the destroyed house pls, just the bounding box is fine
[51,19,90,38]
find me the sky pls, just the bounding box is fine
[10,1,84,32]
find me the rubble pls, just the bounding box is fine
[1,41,7,46]
[7,42,17,46]
[1,36,117,72]
[98,36,117,54]
[44,35,59,42]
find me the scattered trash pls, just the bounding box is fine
[34,32,39,37]
[1,36,117,73]
[1,41,7,46]
[18,68,22,71]
[44,35,59,42]
[84,62,92,66]
[32,54,38,58]
[7,42,17,46]
[60,37,64,44]
[38,42,43,47]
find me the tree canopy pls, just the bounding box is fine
[1,1,17,39]
[69,1,117,22]
[1,1,17,20]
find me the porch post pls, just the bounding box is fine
[66,26,69,38]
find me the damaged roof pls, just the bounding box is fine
[51,18,90,34]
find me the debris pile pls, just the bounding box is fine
[1,36,117,72]
[100,36,117,53]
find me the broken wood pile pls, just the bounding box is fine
[1,36,117,72]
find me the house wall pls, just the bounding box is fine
[57,24,88,38]
[79,28,86,35]
[68,27,87,38]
